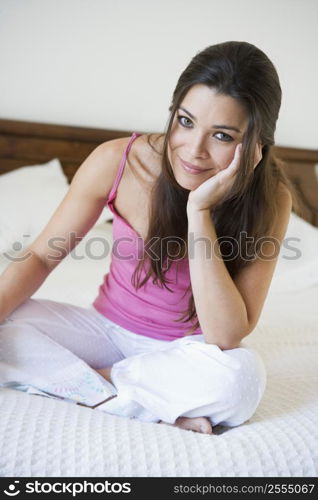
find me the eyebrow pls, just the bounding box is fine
[178,106,242,133]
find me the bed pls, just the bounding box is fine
[0,118,317,477]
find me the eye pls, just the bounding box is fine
[177,115,234,142]
[214,132,233,142]
[177,115,193,128]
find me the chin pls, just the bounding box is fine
[175,171,214,191]
[175,176,199,191]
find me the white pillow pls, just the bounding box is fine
[0,159,112,256]
[0,159,69,255]
[271,212,318,292]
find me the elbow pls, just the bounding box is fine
[203,325,251,351]
[205,339,242,351]
[204,339,242,350]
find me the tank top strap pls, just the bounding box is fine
[107,132,141,205]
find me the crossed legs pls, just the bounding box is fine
[97,365,213,434]
[96,339,266,433]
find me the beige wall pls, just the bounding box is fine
[0,0,317,149]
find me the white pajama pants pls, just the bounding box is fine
[0,298,266,427]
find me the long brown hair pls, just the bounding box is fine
[132,41,300,335]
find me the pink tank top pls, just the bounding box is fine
[92,132,202,341]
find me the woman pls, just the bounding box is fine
[0,41,296,434]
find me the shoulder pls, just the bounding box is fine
[276,182,293,207]
[69,137,133,202]
[120,132,164,181]
[96,136,132,163]
[132,133,164,168]
[89,133,163,197]
[98,133,164,169]
[275,182,293,222]
[270,182,293,240]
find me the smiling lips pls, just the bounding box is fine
[179,157,211,175]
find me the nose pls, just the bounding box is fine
[187,132,209,159]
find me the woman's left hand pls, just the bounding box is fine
[187,142,262,214]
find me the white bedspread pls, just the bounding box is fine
[0,221,317,477]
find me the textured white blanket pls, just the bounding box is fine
[0,223,317,477]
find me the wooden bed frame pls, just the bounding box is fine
[1,118,318,227]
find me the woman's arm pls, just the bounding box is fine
[0,251,52,323]
[187,184,292,349]
[0,138,129,323]
[187,206,249,349]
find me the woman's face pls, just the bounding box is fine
[168,84,249,190]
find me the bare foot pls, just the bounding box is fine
[160,416,213,434]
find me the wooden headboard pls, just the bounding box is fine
[1,118,318,227]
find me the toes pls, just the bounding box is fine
[159,417,213,435]
[196,417,213,434]
[177,416,213,434]
[200,422,213,434]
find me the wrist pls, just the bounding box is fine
[187,206,213,230]
[187,202,212,218]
